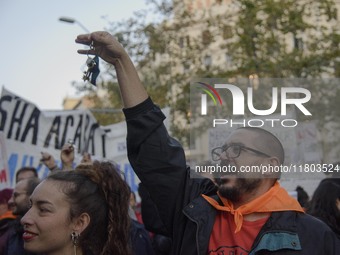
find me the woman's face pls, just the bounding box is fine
[21,180,76,255]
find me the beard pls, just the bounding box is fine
[13,205,27,216]
[216,178,262,203]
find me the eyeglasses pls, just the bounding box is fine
[12,192,27,198]
[211,144,271,161]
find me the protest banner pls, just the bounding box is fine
[0,131,10,188]
[0,87,170,192]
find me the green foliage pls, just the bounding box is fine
[73,0,340,147]
[222,0,339,79]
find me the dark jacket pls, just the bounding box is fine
[138,183,172,255]
[130,219,155,255]
[0,218,15,255]
[124,98,340,255]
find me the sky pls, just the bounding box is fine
[0,0,149,110]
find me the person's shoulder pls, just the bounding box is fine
[131,219,144,229]
[0,218,15,227]
[296,212,323,224]
[188,172,218,196]
[130,219,149,235]
[0,218,16,234]
[273,211,334,233]
[130,219,155,255]
[296,212,336,233]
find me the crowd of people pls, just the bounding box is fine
[0,31,339,254]
[1,141,155,255]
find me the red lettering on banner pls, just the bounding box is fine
[0,169,7,183]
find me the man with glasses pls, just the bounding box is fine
[75,31,340,255]
[209,127,284,207]
[4,178,40,255]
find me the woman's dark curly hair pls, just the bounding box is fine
[47,161,131,255]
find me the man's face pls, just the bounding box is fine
[215,129,271,202]
[8,180,30,216]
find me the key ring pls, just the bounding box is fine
[82,40,100,85]
[85,42,96,69]
[89,41,95,54]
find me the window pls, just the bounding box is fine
[294,37,304,50]
[183,61,191,71]
[225,53,232,65]
[179,37,184,48]
[203,55,212,68]
[186,36,191,47]
[202,30,212,46]
[222,25,233,39]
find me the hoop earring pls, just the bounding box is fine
[71,232,80,255]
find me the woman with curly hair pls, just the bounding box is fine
[21,161,131,255]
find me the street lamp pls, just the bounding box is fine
[59,16,90,33]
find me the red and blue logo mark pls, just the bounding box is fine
[195,82,223,115]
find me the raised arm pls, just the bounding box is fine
[75,31,148,108]
[75,31,215,237]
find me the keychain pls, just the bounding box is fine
[82,41,100,86]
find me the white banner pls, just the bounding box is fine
[0,87,147,191]
[0,131,10,189]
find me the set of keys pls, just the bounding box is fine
[82,56,97,82]
[82,41,100,86]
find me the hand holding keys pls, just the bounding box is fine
[82,41,100,85]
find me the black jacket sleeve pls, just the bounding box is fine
[124,98,188,234]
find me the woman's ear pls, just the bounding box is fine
[72,213,91,234]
